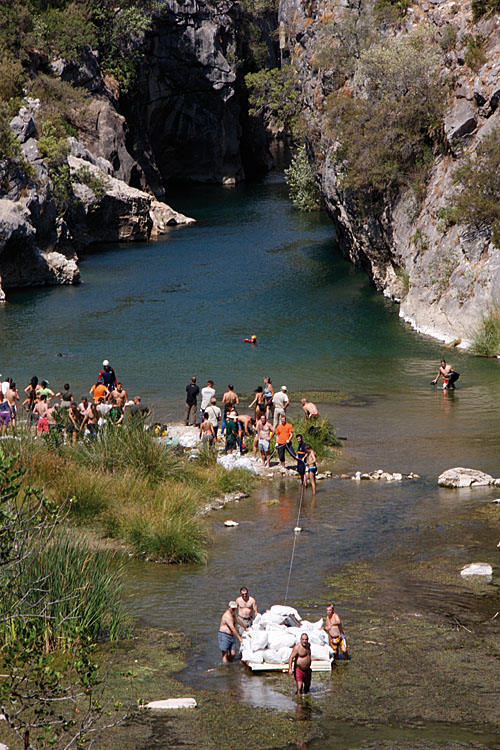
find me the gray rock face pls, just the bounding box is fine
[0,197,79,298]
[9,107,36,143]
[437,467,494,488]
[123,0,273,184]
[444,101,477,143]
[68,155,194,244]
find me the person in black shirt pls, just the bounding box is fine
[99,360,117,390]
[185,376,199,426]
[295,433,307,485]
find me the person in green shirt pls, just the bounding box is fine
[225,415,238,454]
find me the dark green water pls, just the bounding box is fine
[3,174,498,419]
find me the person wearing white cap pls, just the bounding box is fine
[99,360,117,391]
[218,601,242,662]
[272,385,289,427]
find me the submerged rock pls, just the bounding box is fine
[438,467,494,488]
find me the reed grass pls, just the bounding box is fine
[470,306,500,357]
[292,416,342,459]
[0,532,127,651]
[11,427,255,563]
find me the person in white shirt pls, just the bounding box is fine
[272,385,289,427]
[199,380,215,425]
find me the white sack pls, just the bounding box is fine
[248,630,268,651]
[217,454,259,474]
[263,649,282,664]
[270,605,302,621]
[252,613,263,628]
[299,618,323,631]
[278,646,293,663]
[240,648,254,663]
[245,649,265,664]
[261,611,287,626]
[310,643,331,661]
[306,630,328,646]
[267,631,296,650]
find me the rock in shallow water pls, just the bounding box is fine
[460,563,493,579]
[438,467,494,488]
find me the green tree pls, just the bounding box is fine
[245,66,302,134]
[284,145,320,211]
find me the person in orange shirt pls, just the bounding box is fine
[90,378,109,404]
[275,414,294,470]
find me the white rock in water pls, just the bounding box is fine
[393,473,403,481]
[0,742,8,750]
[460,563,493,579]
[145,698,197,710]
[294,526,302,533]
[438,468,494,488]
[224,520,239,527]
[491,499,500,504]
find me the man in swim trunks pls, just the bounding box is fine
[218,601,242,663]
[235,587,258,631]
[199,412,215,445]
[257,415,275,467]
[288,633,312,694]
[304,444,317,495]
[301,398,319,419]
[221,384,239,433]
[431,359,459,390]
[34,395,50,434]
[323,603,348,663]
[275,414,294,470]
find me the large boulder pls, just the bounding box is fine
[437,467,494,488]
[444,101,477,144]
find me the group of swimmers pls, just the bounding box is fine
[0,360,150,439]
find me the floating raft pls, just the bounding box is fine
[244,660,333,672]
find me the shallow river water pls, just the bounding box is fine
[2,175,500,748]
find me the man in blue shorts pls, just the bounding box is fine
[218,601,242,663]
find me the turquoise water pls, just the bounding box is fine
[2,174,493,417]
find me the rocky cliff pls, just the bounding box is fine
[0,0,275,298]
[279,0,500,347]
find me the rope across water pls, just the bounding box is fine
[284,479,305,605]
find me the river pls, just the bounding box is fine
[2,174,500,748]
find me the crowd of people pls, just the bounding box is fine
[187,376,321,493]
[0,360,151,441]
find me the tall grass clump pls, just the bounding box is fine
[470,306,500,356]
[70,424,184,482]
[292,416,342,459]
[1,532,128,650]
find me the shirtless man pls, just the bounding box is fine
[5,382,20,431]
[236,414,254,436]
[235,587,258,631]
[323,603,348,663]
[218,602,242,663]
[222,384,239,433]
[304,444,318,496]
[301,398,319,419]
[257,415,275,467]
[288,633,312,694]
[34,395,50,434]
[199,412,215,445]
[108,382,128,407]
[431,359,459,390]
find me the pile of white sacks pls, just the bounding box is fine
[240,605,333,665]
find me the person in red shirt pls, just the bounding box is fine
[275,414,294,469]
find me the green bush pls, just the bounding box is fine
[471,0,500,20]
[0,52,25,103]
[453,130,500,246]
[325,33,447,197]
[464,34,487,72]
[245,66,302,135]
[470,306,500,356]
[33,1,97,62]
[74,164,109,198]
[284,145,320,211]
[291,416,341,460]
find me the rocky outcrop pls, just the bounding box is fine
[280,0,500,346]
